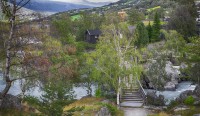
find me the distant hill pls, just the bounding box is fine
[80,1,111,7]
[56,0,176,17]
[16,0,93,13]
[54,0,139,16]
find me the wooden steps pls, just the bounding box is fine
[120,87,144,108]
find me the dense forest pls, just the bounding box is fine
[0,0,200,116]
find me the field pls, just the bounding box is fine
[143,20,167,26]
[71,14,81,21]
[147,6,161,12]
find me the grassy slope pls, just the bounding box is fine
[63,97,123,116]
[63,97,103,115]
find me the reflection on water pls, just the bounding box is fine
[0,73,96,99]
[0,80,22,96]
[74,85,96,99]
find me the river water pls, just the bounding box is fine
[0,72,96,99]
[145,81,197,105]
[0,72,197,104]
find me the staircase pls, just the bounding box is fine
[120,86,144,107]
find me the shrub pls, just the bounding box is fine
[23,96,40,106]
[101,103,117,116]
[184,96,195,105]
[167,100,179,110]
[95,88,102,98]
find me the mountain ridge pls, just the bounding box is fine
[16,0,93,13]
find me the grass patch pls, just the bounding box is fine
[63,97,123,116]
[143,21,153,26]
[143,21,167,26]
[148,112,171,116]
[63,97,104,116]
[0,109,37,116]
[71,14,81,21]
[148,112,170,116]
[147,6,161,12]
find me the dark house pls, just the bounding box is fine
[85,29,102,44]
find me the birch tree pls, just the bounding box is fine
[0,0,31,100]
[86,23,143,105]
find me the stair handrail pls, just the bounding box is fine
[136,77,147,105]
[136,78,146,96]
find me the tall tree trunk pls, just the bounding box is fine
[117,77,121,105]
[0,15,15,99]
[0,0,31,107]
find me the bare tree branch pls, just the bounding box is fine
[16,0,31,11]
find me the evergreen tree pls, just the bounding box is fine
[135,22,149,47]
[168,5,196,40]
[146,21,153,42]
[185,38,200,84]
[152,12,161,42]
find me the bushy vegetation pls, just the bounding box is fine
[95,88,103,98]
[184,96,195,105]
[167,100,179,110]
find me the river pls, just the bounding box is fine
[145,81,197,105]
[0,71,196,103]
[0,72,96,99]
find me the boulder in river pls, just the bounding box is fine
[194,100,200,105]
[175,85,200,104]
[164,81,176,91]
[164,61,180,91]
[194,85,200,97]
[165,61,180,80]
[0,94,22,110]
[176,90,193,102]
[145,61,181,90]
[146,91,165,106]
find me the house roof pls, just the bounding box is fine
[87,29,102,36]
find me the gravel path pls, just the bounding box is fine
[121,108,151,116]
